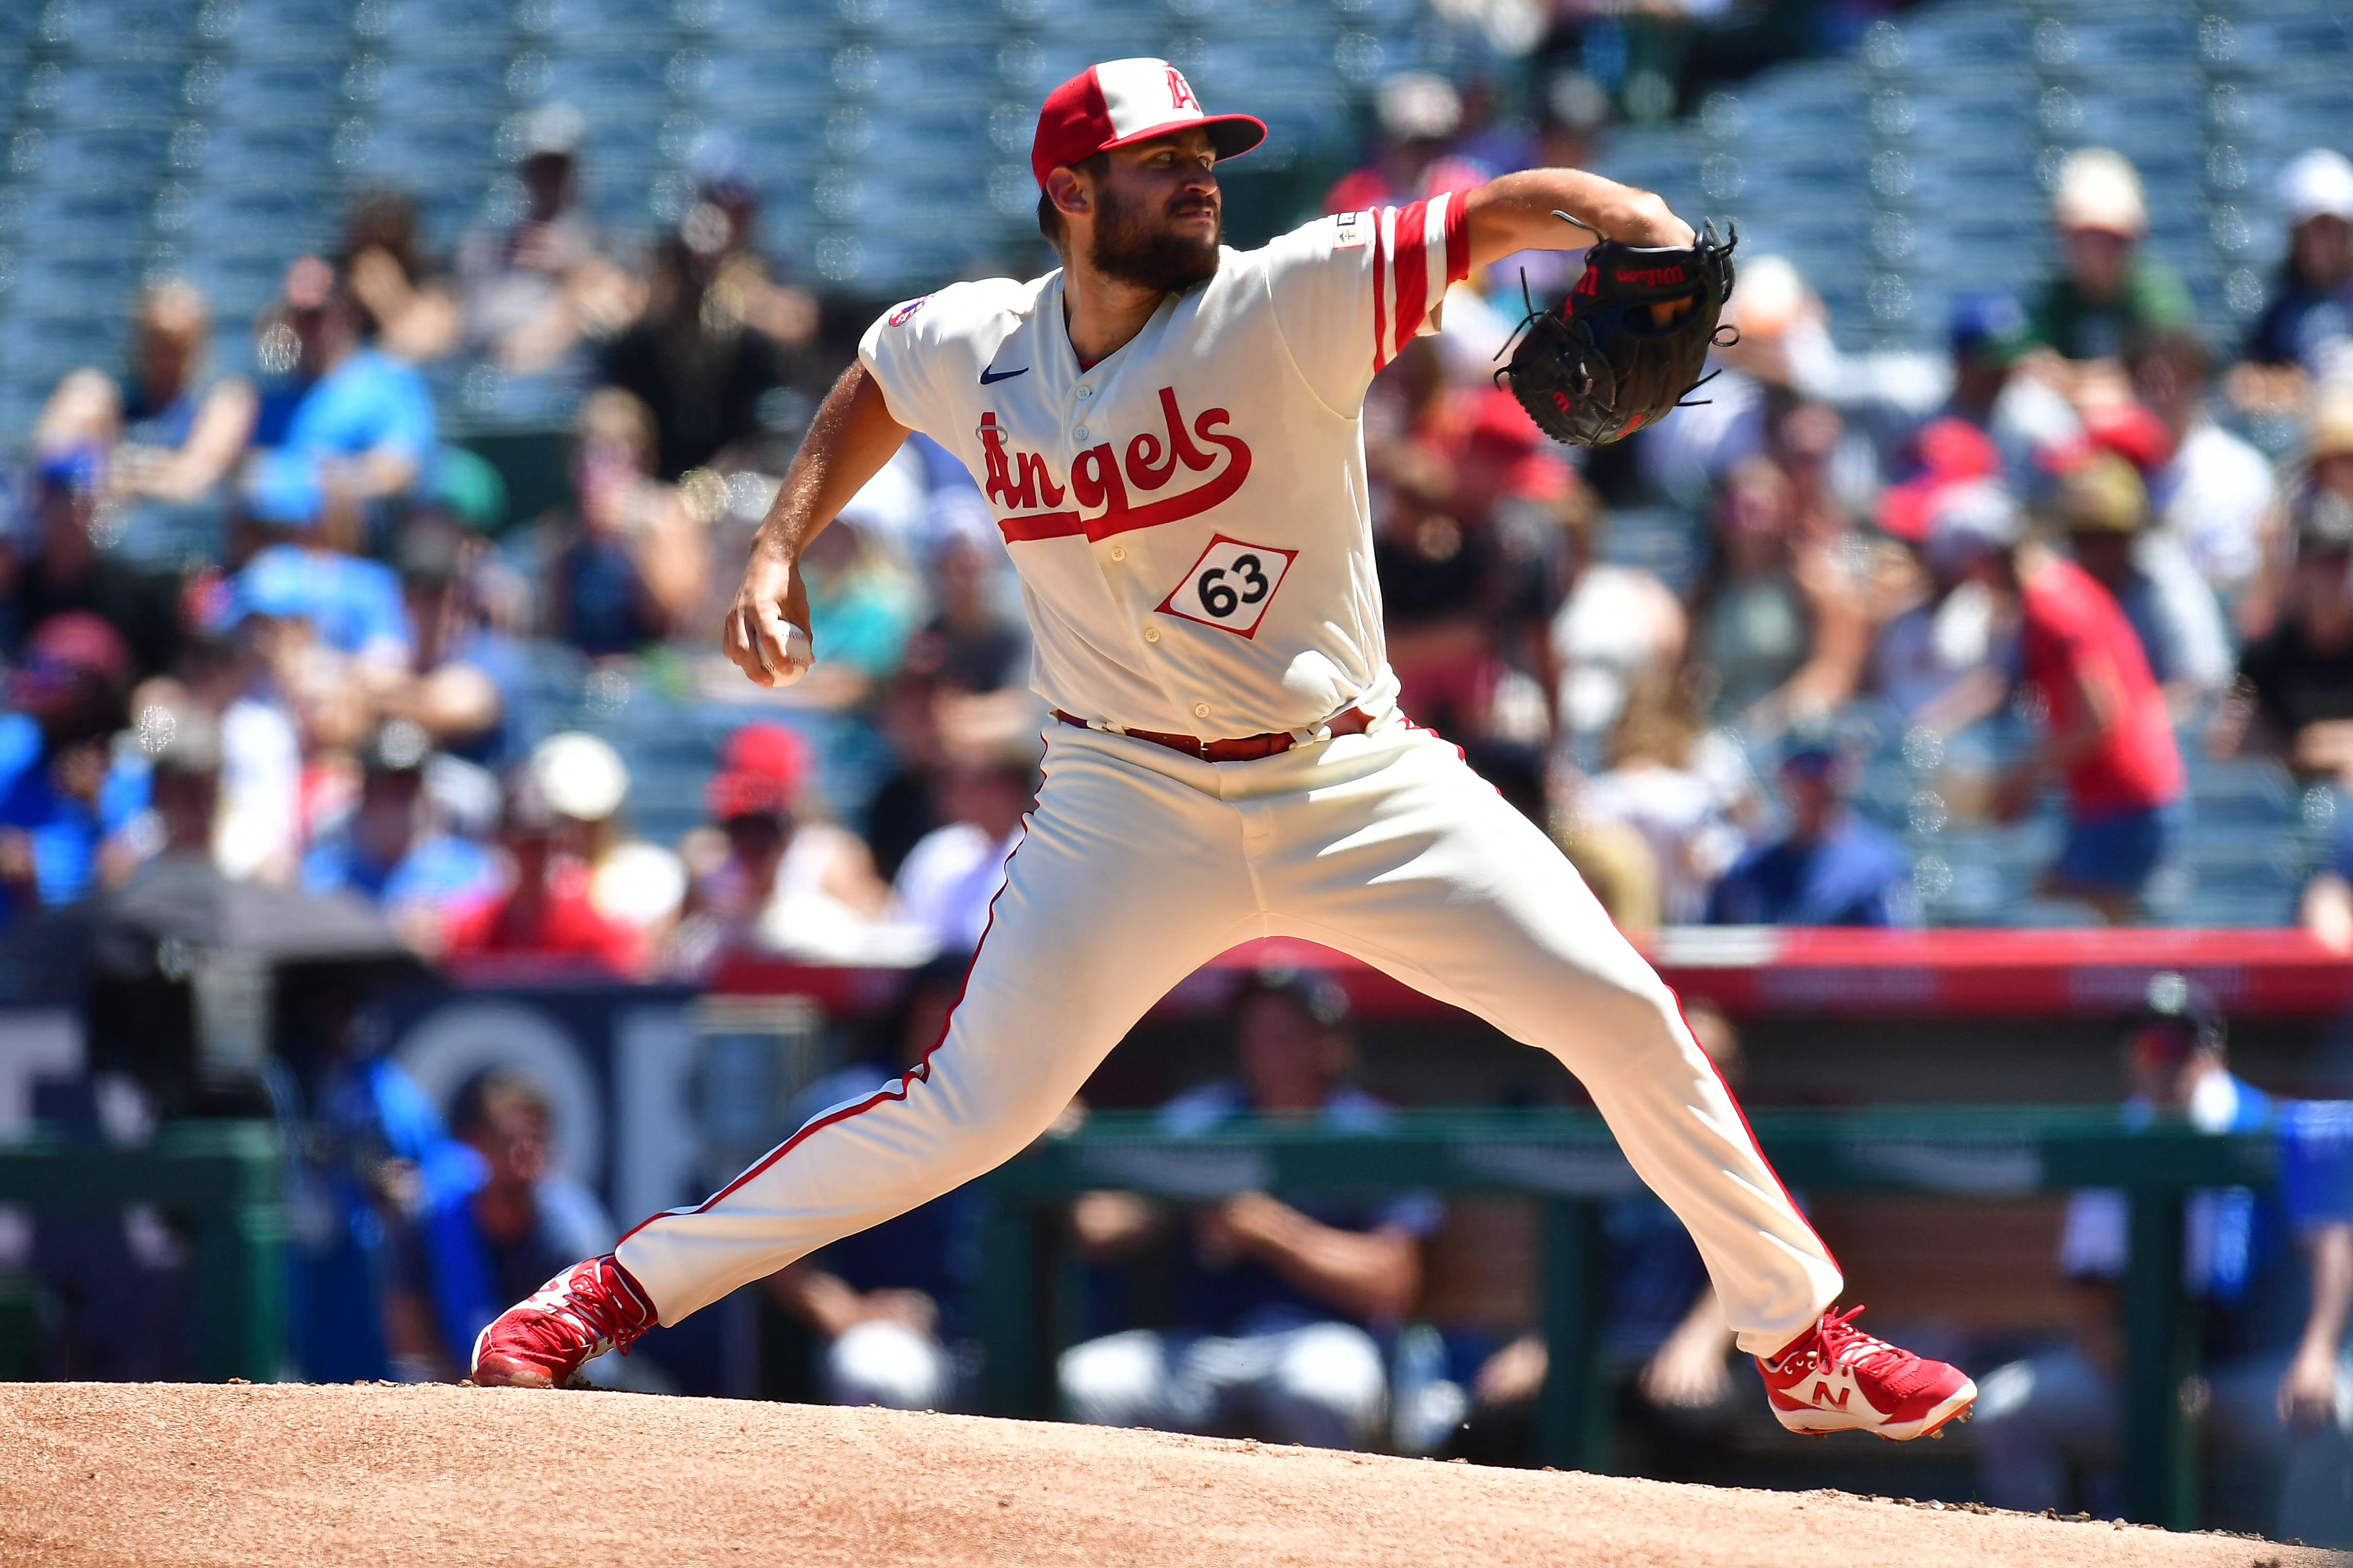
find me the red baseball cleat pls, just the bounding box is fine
[469,1255,657,1389]
[1757,1305,1977,1441]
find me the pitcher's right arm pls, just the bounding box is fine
[723,361,911,688]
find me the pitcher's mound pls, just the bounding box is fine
[0,1383,2331,1567]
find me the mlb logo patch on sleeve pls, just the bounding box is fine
[1157,535,1297,638]
[1332,212,1368,250]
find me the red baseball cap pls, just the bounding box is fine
[707,722,810,821]
[1031,58,1266,189]
[1876,418,2001,542]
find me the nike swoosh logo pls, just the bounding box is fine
[979,366,1030,384]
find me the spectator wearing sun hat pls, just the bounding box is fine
[2051,450,2232,712]
[2022,149,2196,366]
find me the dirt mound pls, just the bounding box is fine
[0,1384,2332,1567]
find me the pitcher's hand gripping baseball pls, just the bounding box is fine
[725,547,816,688]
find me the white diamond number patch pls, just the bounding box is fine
[1156,535,1297,639]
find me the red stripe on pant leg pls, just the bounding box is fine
[1371,211,1391,373]
[1665,985,1841,1285]
[616,817,1035,1247]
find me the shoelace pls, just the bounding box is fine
[528,1263,649,1358]
[1799,1306,1942,1397]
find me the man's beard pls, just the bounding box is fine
[1088,180,1222,293]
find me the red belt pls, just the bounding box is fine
[1053,705,1375,763]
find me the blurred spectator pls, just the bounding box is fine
[300,719,498,955]
[599,230,790,482]
[438,758,644,977]
[133,705,223,873]
[28,279,257,571]
[387,511,525,764]
[1059,971,1439,1450]
[902,532,1027,696]
[2020,149,2195,366]
[765,959,985,1411]
[399,1070,614,1381]
[668,722,902,973]
[455,104,640,377]
[1871,422,2021,727]
[2304,813,2353,955]
[892,729,1039,956]
[2051,451,2232,713]
[1691,454,1869,732]
[2214,489,2353,790]
[1930,484,2186,919]
[1,450,188,680]
[339,191,462,368]
[532,732,684,947]
[1936,292,2082,489]
[540,388,710,655]
[1972,978,2353,1545]
[793,513,926,710]
[1573,679,1747,926]
[1547,497,1687,753]
[2234,150,2353,409]
[2130,329,2278,605]
[600,147,818,480]
[1324,72,1488,215]
[242,256,437,554]
[178,617,305,885]
[1706,723,1911,927]
[0,614,149,923]
[861,672,950,885]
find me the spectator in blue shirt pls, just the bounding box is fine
[1706,723,1912,927]
[0,613,149,926]
[1972,977,2353,1544]
[1058,970,1441,1450]
[300,719,497,954]
[242,255,436,555]
[397,1070,614,1380]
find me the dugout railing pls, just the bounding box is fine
[974,1107,2276,1530]
[0,1119,282,1383]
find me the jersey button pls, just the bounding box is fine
[1192,702,1212,719]
[1143,625,1162,643]
[1108,544,1125,561]
[1074,385,1093,400]
[1073,425,1090,442]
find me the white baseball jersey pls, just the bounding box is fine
[858,195,1470,738]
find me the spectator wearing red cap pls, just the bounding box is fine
[0,613,152,922]
[1870,427,2023,728]
[667,723,898,976]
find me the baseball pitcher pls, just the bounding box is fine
[473,59,1975,1444]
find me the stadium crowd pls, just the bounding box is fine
[2,54,2352,1537]
[6,84,2353,967]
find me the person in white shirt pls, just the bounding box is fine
[473,58,1974,1441]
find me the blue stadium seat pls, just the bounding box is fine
[196,0,354,59]
[354,0,512,55]
[38,59,188,127]
[363,53,510,118]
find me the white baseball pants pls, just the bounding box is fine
[616,715,1842,1356]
